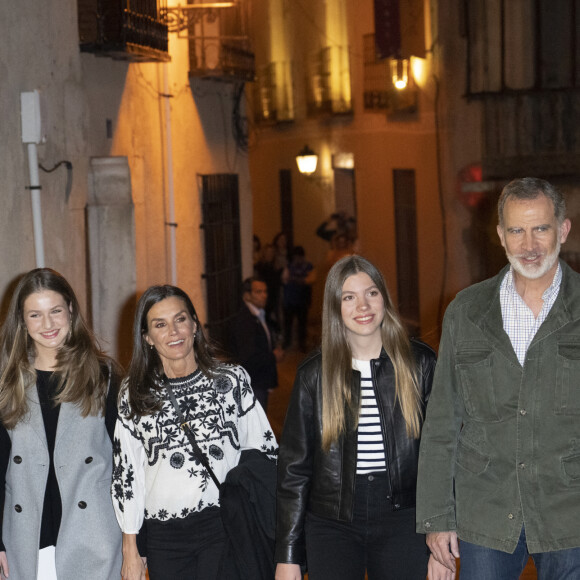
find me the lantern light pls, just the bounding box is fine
[296,145,318,176]
[391,59,409,90]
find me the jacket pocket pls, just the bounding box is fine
[456,345,501,422]
[555,338,580,415]
[562,453,580,481]
[455,439,490,475]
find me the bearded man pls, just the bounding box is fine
[416,177,580,580]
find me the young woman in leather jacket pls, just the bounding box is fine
[275,255,449,580]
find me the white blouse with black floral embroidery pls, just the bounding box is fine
[111,364,277,533]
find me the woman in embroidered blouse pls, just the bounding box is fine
[112,284,277,580]
[0,268,122,579]
[275,256,452,580]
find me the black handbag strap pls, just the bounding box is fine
[165,382,222,490]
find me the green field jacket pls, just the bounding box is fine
[416,260,580,553]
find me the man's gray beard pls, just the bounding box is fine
[507,241,561,280]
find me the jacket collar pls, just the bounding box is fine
[466,259,580,351]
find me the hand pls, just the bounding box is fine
[121,552,146,580]
[426,531,459,573]
[121,533,146,580]
[275,562,302,580]
[0,551,9,579]
[428,554,455,580]
[274,346,285,362]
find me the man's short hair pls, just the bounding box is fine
[242,277,266,295]
[498,177,566,227]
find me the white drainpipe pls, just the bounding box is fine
[21,91,45,268]
[163,63,178,286]
[27,143,45,267]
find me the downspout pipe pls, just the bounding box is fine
[20,91,45,268]
[163,63,178,286]
[27,143,45,268]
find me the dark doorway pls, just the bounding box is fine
[393,169,420,337]
[199,173,242,350]
[334,168,357,219]
[279,169,294,248]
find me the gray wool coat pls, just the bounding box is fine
[2,387,122,579]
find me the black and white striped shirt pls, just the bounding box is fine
[353,359,386,474]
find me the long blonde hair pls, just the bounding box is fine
[321,255,422,451]
[0,268,110,429]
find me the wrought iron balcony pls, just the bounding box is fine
[253,61,294,124]
[362,34,417,115]
[307,46,352,117]
[160,1,254,82]
[78,0,170,62]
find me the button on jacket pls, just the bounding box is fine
[416,260,580,554]
[275,340,436,565]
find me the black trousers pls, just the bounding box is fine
[146,507,226,580]
[304,472,429,580]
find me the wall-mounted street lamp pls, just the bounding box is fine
[391,58,409,90]
[296,145,318,176]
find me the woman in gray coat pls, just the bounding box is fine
[0,268,122,579]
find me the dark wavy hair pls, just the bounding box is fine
[0,268,110,428]
[123,284,220,418]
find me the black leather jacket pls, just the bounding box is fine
[275,339,436,564]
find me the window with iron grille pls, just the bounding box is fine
[463,0,580,178]
[464,0,579,95]
[199,174,242,351]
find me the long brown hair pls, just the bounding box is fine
[0,268,110,429]
[321,255,422,451]
[123,285,221,419]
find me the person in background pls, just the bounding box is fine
[281,246,315,351]
[275,255,447,580]
[417,177,580,580]
[253,235,262,269]
[230,277,284,412]
[272,232,291,338]
[325,233,355,268]
[272,232,290,272]
[0,268,122,579]
[315,211,357,247]
[255,244,283,329]
[112,284,277,580]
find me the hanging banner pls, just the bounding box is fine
[374,0,401,59]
